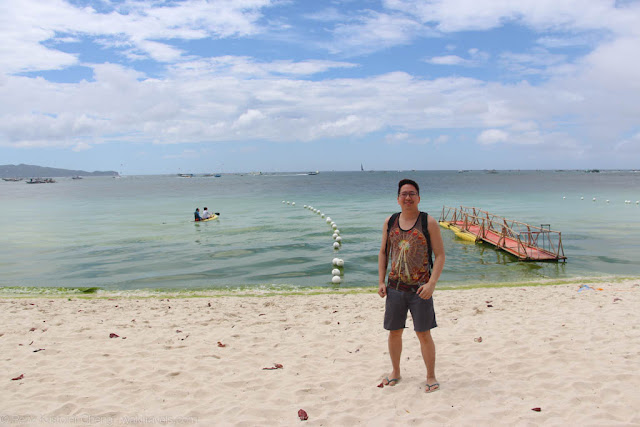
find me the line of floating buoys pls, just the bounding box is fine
[566,197,639,204]
[287,202,345,284]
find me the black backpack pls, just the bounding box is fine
[385,211,433,273]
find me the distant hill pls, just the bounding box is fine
[0,164,119,178]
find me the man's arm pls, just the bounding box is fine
[417,215,445,300]
[377,216,391,297]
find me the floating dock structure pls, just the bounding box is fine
[439,206,566,262]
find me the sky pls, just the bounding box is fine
[1,0,640,174]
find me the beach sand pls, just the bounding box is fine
[2,280,639,426]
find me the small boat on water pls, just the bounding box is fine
[178,173,193,178]
[26,178,56,184]
[195,214,218,223]
[72,176,83,180]
[2,177,23,182]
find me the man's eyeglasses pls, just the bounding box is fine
[399,192,418,198]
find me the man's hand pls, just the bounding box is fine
[417,282,435,300]
[378,282,387,297]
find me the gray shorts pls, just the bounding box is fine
[384,287,437,332]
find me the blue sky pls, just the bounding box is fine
[1,0,640,174]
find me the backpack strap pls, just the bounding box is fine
[385,212,401,258]
[420,212,434,273]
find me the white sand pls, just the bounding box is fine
[2,280,639,426]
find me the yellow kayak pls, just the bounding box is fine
[453,229,477,242]
[195,214,218,223]
[438,221,450,229]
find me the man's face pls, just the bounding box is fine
[397,184,420,208]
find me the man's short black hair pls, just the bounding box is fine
[398,178,420,196]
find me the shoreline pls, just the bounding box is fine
[2,278,639,425]
[1,275,639,299]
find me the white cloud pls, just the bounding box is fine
[426,55,468,66]
[425,49,488,67]
[499,48,567,76]
[478,129,509,145]
[0,0,274,72]
[385,132,431,145]
[327,10,427,55]
[169,56,358,78]
[72,142,92,152]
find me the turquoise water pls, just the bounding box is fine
[2,170,639,291]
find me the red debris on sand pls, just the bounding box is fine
[487,304,493,308]
[263,363,284,370]
[217,342,226,347]
[33,349,45,352]
[298,409,308,421]
[29,328,36,332]
[474,337,483,342]
[532,408,541,412]
[208,302,212,307]
[613,298,622,302]
[377,382,384,388]
[12,374,24,381]
[109,333,119,338]
[176,330,182,333]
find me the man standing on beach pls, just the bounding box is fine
[378,178,445,393]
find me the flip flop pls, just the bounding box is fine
[384,376,401,386]
[425,382,440,393]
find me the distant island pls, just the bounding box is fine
[0,164,119,178]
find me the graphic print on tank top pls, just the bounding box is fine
[388,216,430,285]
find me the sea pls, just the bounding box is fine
[2,170,639,293]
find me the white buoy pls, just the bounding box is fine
[332,268,340,276]
[334,229,340,235]
[636,201,639,204]
[332,233,338,239]
[292,202,295,206]
[332,275,342,284]
[321,214,325,218]
[562,196,566,199]
[332,258,340,266]
[592,198,596,202]
[333,242,340,249]
[337,259,344,267]
[336,236,342,243]
[326,218,332,224]
[581,197,584,200]
[282,201,285,203]
[332,224,338,230]
[606,200,610,203]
